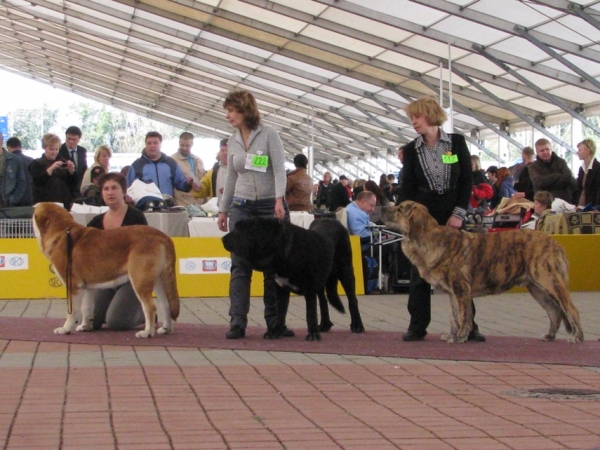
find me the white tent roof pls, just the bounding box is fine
[1,0,600,175]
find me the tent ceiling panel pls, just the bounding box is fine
[2,0,600,164]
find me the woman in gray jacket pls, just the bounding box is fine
[217,90,292,340]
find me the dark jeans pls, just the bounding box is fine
[227,198,290,330]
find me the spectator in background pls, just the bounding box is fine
[485,165,499,208]
[316,171,332,209]
[495,167,516,207]
[352,178,366,200]
[512,147,536,201]
[510,146,535,181]
[363,179,390,222]
[58,126,87,198]
[0,134,27,208]
[194,138,228,206]
[5,136,32,206]
[346,191,376,252]
[574,139,600,207]
[470,155,493,210]
[172,132,206,207]
[126,131,196,204]
[533,191,555,231]
[392,145,405,205]
[30,133,77,209]
[528,138,576,203]
[80,145,112,196]
[328,175,351,211]
[285,153,313,211]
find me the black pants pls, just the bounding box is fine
[407,265,479,335]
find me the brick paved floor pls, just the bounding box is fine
[0,293,599,450]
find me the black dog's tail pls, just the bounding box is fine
[321,287,345,314]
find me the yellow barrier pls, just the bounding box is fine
[0,236,365,299]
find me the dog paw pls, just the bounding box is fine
[350,322,365,333]
[568,335,583,344]
[54,327,71,335]
[541,333,556,341]
[318,322,333,332]
[75,324,93,332]
[157,327,172,335]
[305,332,322,341]
[136,330,154,338]
[440,333,450,342]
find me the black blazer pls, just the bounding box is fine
[575,159,600,206]
[59,143,88,194]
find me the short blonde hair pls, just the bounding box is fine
[94,145,112,163]
[404,96,447,127]
[41,133,61,149]
[471,155,481,171]
[578,139,596,156]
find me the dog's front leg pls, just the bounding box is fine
[443,281,472,344]
[75,290,95,332]
[305,292,321,341]
[54,291,84,335]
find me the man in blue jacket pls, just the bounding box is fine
[127,131,197,204]
[0,134,27,207]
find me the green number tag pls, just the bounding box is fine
[442,154,458,164]
[251,155,269,168]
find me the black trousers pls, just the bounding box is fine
[407,264,479,334]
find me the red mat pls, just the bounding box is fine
[1,317,598,367]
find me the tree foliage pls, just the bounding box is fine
[8,106,58,150]
[71,103,184,153]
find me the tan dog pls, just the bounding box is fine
[33,202,180,338]
[382,201,583,343]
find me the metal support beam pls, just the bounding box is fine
[451,66,576,153]
[514,25,600,92]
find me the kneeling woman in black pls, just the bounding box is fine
[87,173,147,330]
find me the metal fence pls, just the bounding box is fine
[0,219,35,238]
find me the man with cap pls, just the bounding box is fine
[328,175,351,211]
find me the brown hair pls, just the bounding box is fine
[495,167,510,188]
[98,172,127,194]
[404,96,447,127]
[533,191,553,208]
[223,90,261,130]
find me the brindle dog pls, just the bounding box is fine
[382,201,583,343]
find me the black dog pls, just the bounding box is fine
[222,218,364,341]
[308,219,364,334]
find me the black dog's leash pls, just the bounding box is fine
[66,227,73,315]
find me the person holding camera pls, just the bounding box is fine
[29,133,78,209]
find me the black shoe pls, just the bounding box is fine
[402,330,426,342]
[468,330,486,342]
[281,327,295,337]
[226,326,245,339]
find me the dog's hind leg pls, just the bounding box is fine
[338,266,364,333]
[304,291,322,341]
[153,276,173,335]
[527,279,583,343]
[317,288,334,332]
[129,271,158,339]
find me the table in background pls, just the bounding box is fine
[188,217,225,237]
[71,210,190,237]
[188,213,315,237]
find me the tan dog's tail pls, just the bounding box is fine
[162,240,180,321]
